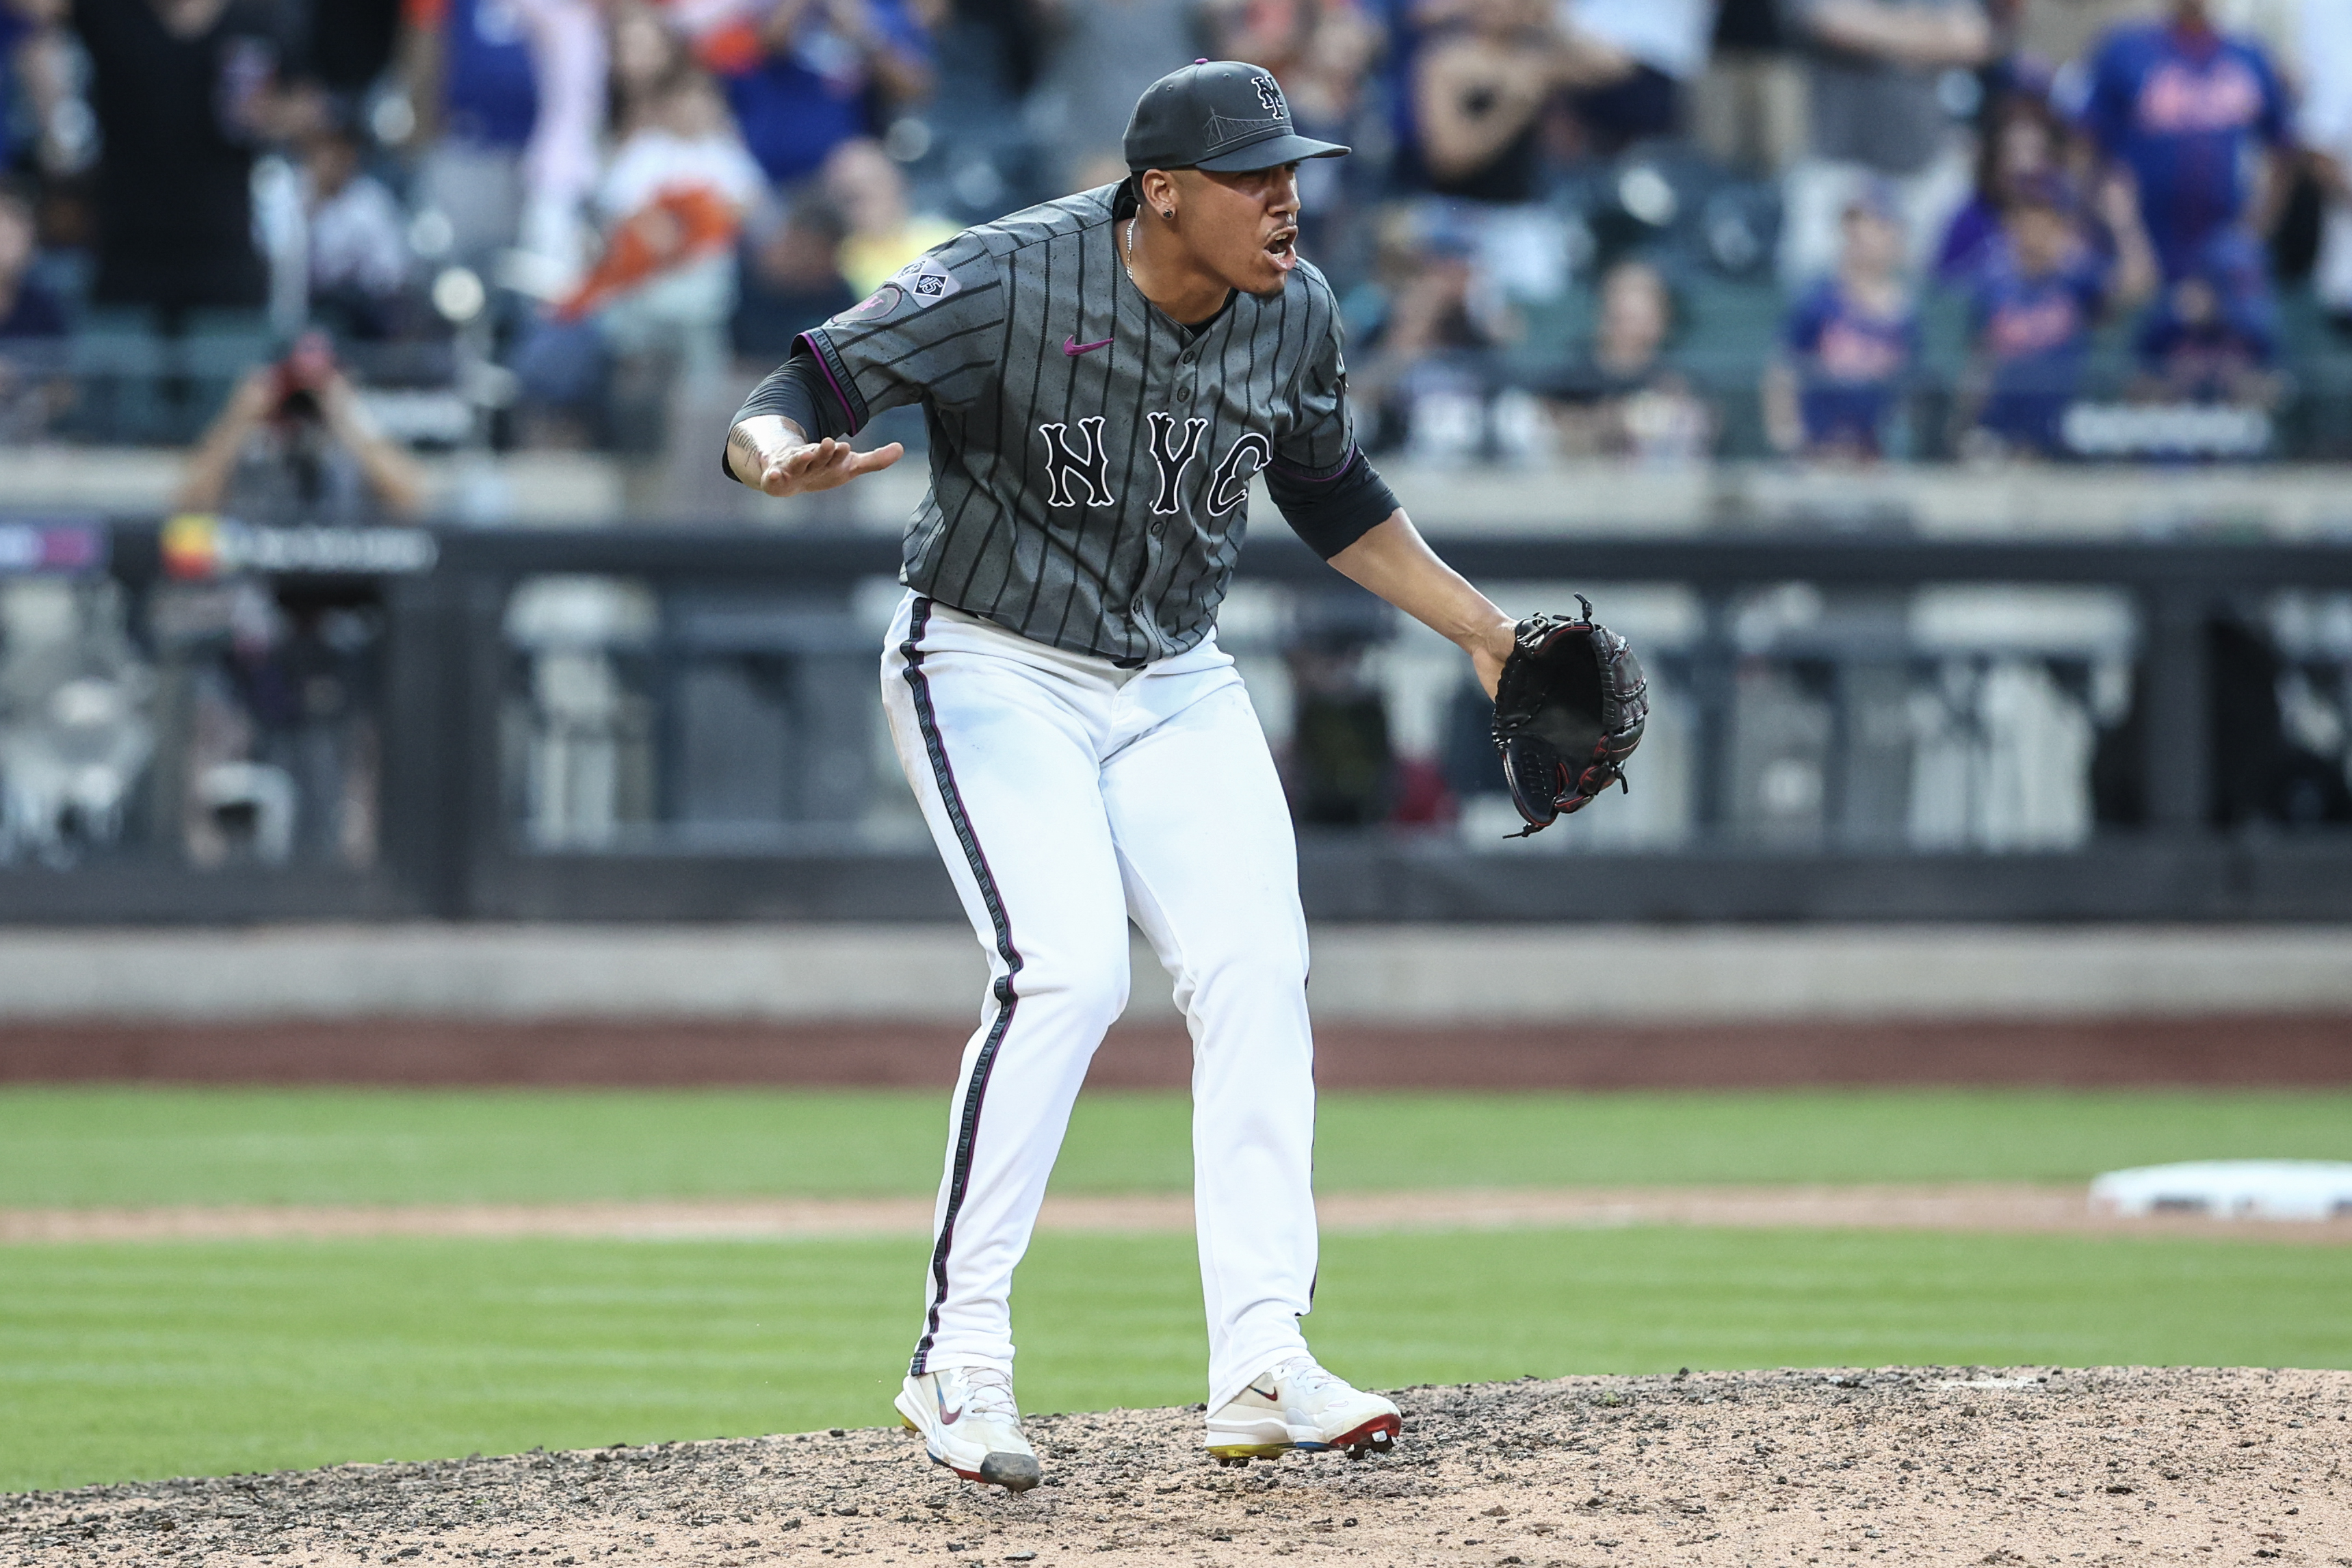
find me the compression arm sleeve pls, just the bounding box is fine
[736,345,847,440]
[723,345,851,482]
[1268,446,1401,560]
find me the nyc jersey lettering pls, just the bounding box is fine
[1040,418,1265,512]
[1207,433,1271,515]
[1145,413,1209,514]
[1988,296,2087,359]
[1038,418,1113,508]
[2135,59,2264,135]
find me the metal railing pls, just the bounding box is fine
[0,517,2347,923]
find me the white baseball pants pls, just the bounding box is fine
[879,591,1318,1411]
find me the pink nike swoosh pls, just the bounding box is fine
[1064,335,1114,356]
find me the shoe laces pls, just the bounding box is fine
[957,1367,1019,1420]
[1271,1356,1342,1396]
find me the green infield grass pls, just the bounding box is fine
[3,1225,2349,1493]
[3,1086,2349,1207]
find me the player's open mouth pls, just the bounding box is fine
[1265,230,1298,269]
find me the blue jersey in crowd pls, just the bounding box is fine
[0,8,26,170]
[1972,251,2106,454]
[2074,21,2289,280]
[432,0,538,149]
[2136,278,2274,400]
[1782,278,1916,455]
[724,0,931,185]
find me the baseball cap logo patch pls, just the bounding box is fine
[1254,75,1283,115]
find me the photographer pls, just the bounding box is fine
[174,335,426,523]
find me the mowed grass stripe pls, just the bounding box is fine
[4,1087,2350,1208]
[4,1227,2349,1493]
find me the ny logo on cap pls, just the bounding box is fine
[1205,73,1288,150]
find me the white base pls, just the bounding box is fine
[2089,1161,2352,1221]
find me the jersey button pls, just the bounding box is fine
[1175,384,1192,402]
[1149,520,1166,537]
[1180,349,1197,365]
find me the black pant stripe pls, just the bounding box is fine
[902,596,1025,1377]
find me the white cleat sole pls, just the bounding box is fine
[1205,1411,1401,1465]
[893,1389,1043,1492]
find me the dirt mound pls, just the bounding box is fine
[6,1368,2344,1567]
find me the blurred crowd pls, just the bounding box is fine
[0,0,2346,475]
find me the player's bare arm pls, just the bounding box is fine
[1327,510,1517,698]
[724,413,904,497]
[1335,513,1647,833]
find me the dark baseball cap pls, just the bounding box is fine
[1124,60,1349,174]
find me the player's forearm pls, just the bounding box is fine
[173,447,236,513]
[352,435,428,517]
[1808,0,1989,67]
[2312,150,2352,207]
[725,413,904,496]
[2249,148,2292,237]
[1327,511,1517,692]
[174,411,259,512]
[1413,53,1544,181]
[726,414,809,486]
[321,382,428,517]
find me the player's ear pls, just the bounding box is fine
[1160,168,1203,223]
[1139,168,1179,222]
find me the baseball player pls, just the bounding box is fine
[724,61,1526,1491]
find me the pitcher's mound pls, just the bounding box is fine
[7,1368,2345,1565]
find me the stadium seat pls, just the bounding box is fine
[64,306,169,445]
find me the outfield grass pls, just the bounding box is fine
[4,1225,2348,1493]
[8,1086,2347,1494]
[3,1086,2349,1207]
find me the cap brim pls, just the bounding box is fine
[1192,133,1350,172]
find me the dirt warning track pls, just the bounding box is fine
[5,1368,2344,1567]
[5,1015,2349,1089]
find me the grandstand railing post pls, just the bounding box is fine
[2140,584,2210,837]
[381,566,466,919]
[1690,582,1736,844]
[452,567,512,919]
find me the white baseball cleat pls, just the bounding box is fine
[895,1366,1042,1491]
[1203,1356,1402,1465]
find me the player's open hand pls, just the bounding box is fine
[759,436,904,497]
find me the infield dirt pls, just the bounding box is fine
[6,1368,2344,1568]
[6,1186,2352,1246]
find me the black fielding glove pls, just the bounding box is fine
[1489,595,1649,837]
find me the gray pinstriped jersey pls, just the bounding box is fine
[793,184,1357,662]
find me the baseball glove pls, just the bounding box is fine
[1490,595,1649,837]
